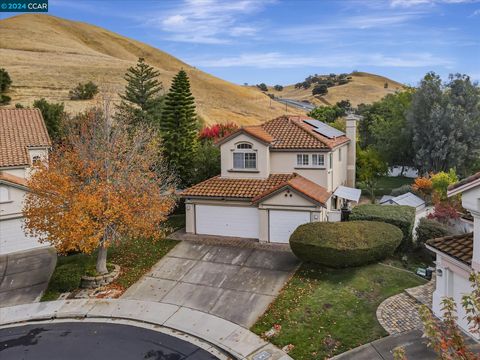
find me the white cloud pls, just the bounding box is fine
[145,0,271,44]
[189,51,452,69]
[471,8,480,15]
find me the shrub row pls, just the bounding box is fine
[290,221,402,268]
[415,217,452,245]
[350,204,415,250]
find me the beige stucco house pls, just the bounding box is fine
[182,114,360,243]
[426,172,480,338]
[0,109,51,254]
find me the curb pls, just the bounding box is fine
[0,299,293,360]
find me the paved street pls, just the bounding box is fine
[122,241,299,327]
[0,322,220,360]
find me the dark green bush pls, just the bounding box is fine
[350,204,415,250]
[289,221,402,268]
[69,81,99,100]
[416,218,452,245]
[390,184,412,197]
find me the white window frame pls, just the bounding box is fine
[233,142,257,170]
[296,153,325,168]
[329,153,333,170]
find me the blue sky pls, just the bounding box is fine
[3,0,480,85]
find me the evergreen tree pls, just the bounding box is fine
[33,98,65,142]
[117,58,163,127]
[161,70,198,186]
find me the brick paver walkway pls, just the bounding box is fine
[376,276,435,334]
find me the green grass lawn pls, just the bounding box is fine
[41,215,184,301]
[251,263,425,360]
[358,176,414,197]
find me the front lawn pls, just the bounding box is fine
[358,176,413,197]
[41,215,184,301]
[251,263,425,360]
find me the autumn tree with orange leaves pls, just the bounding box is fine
[23,101,177,274]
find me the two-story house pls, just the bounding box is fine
[426,171,480,338]
[0,109,51,254]
[182,114,360,243]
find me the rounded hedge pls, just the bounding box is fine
[289,221,403,268]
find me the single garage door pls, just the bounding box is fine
[195,205,259,238]
[0,218,45,255]
[269,210,311,243]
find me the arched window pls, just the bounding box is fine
[233,142,256,169]
[32,155,41,165]
[236,142,252,149]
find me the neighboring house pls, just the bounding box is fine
[182,114,360,243]
[380,192,426,213]
[0,109,51,254]
[426,171,480,338]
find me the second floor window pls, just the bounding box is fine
[297,153,325,167]
[233,142,256,169]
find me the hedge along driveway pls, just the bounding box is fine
[350,205,416,249]
[289,221,403,268]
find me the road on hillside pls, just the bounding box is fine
[273,97,316,111]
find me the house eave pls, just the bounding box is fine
[425,244,472,272]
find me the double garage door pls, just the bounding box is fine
[195,205,311,243]
[0,218,44,254]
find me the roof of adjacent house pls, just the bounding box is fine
[0,171,28,188]
[216,115,350,150]
[426,233,473,267]
[182,173,331,207]
[0,108,51,168]
[447,171,480,197]
[382,192,425,208]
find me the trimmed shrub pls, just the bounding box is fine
[416,218,452,245]
[390,184,412,197]
[290,221,402,268]
[350,204,416,249]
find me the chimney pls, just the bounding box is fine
[345,114,359,188]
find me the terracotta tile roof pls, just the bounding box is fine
[182,174,296,199]
[427,233,473,266]
[263,115,349,150]
[216,115,350,150]
[0,109,51,168]
[0,171,28,187]
[182,173,330,207]
[448,171,480,195]
[252,174,331,206]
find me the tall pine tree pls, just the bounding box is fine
[117,57,164,127]
[161,70,198,187]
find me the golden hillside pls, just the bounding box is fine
[266,72,405,107]
[0,14,302,125]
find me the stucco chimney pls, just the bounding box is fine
[345,114,359,188]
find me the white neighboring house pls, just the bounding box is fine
[426,171,480,338]
[0,109,51,254]
[380,192,426,213]
[182,114,360,243]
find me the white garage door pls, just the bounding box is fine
[0,218,45,255]
[269,210,311,243]
[196,205,259,238]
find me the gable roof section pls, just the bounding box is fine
[426,233,473,267]
[448,171,480,197]
[252,174,331,206]
[182,173,330,207]
[216,115,350,150]
[0,109,51,167]
[0,171,28,188]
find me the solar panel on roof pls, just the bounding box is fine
[303,119,345,139]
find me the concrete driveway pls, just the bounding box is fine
[122,241,299,327]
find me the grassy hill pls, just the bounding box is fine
[0,14,302,125]
[263,72,405,107]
